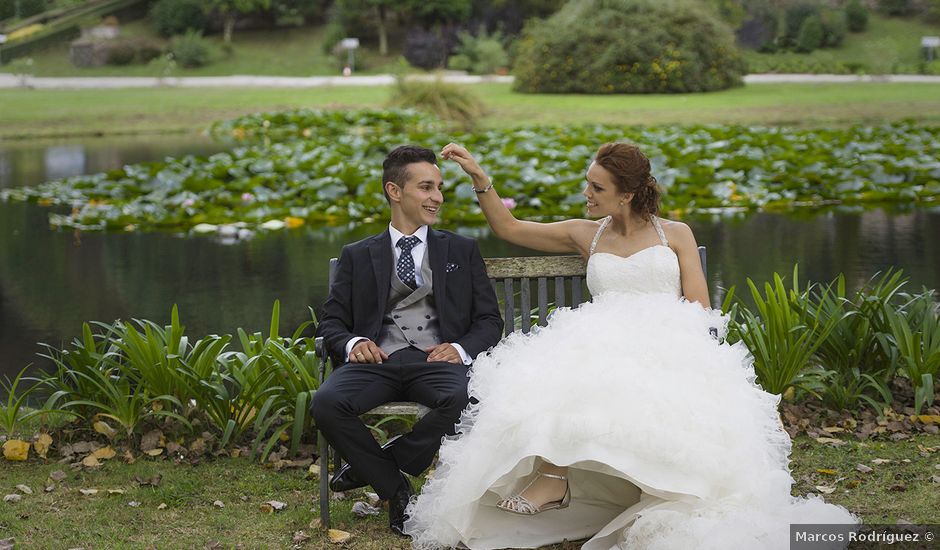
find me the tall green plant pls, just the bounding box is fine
[1,367,72,438]
[880,290,940,413]
[807,271,906,411]
[732,266,842,394]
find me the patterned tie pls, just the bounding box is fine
[396,235,421,289]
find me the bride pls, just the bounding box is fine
[403,142,857,549]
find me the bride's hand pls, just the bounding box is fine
[441,143,487,181]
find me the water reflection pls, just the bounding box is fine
[1,136,938,380]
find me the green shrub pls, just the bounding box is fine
[0,0,14,20]
[781,2,820,48]
[448,27,508,74]
[170,30,210,68]
[878,0,914,16]
[845,0,869,32]
[17,0,46,18]
[106,41,137,65]
[926,0,940,24]
[819,9,847,48]
[513,0,746,94]
[150,0,207,37]
[387,77,485,130]
[796,14,823,53]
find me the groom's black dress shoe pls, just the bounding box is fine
[388,474,414,537]
[329,435,404,492]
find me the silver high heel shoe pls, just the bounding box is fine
[496,471,571,515]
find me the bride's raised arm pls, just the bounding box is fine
[441,143,595,255]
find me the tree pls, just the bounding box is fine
[209,0,272,44]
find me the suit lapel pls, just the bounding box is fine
[428,228,448,320]
[368,231,392,313]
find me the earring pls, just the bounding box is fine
[619,199,625,206]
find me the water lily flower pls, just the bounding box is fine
[182,198,195,208]
[501,198,517,209]
[241,193,255,203]
[260,219,286,230]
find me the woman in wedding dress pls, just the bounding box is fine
[403,142,856,549]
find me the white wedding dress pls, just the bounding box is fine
[404,216,856,549]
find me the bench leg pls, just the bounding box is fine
[318,430,330,529]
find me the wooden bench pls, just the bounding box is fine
[313,248,707,527]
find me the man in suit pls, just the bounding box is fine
[311,145,503,536]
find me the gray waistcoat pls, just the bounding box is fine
[377,244,442,355]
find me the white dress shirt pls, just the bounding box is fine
[344,224,471,364]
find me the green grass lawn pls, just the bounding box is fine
[745,14,940,74]
[0,21,403,77]
[1,434,937,548]
[1,81,939,140]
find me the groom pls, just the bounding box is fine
[311,145,503,535]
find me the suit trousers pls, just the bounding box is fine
[310,347,470,499]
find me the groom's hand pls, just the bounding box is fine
[350,340,389,364]
[425,343,461,364]
[441,143,486,181]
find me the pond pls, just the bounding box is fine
[1,135,938,380]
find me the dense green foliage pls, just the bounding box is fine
[512,0,746,94]
[448,27,509,75]
[725,269,940,413]
[170,30,211,68]
[845,0,869,32]
[150,0,208,37]
[3,109,939,232]
[387,78,486,130]
[8,302,321,459]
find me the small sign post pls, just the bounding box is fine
[339,37,360,74]
[0,34,7,65]
[923,36,940,62]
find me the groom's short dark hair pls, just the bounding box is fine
[382,145,437,201]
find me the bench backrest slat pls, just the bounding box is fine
[325,247,706,337]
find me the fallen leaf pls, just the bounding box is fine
[917,445,937,454]
[916,415,940,425]
[930,475,940,484]
[822,426,844,433]
[48,470,67,482]
[93,421,117,439]
[351,501,381,517]
[15,485,32,495]
[306,464,319,479]
[856,464,873,474]
[845,479,861,489]
[91,447,116,461]
[0,537,14,550]
[889,483,907,492]
[69,441,99,455]
[44,485,54,493]
[292,530,311,544]
[365,492,380,506]
[135,474,162,487]
[140,430,164,452]
[124,450,136,464]
[157,503,168,510]
[260,500,287,513]
[3,494,21,503]
[189,438,208,456]
[2,440,30,461]
[871,458,892,465]
[330,491,346,501]
[144,449,164,457]
[128,501,140,507]
[815,469,838,475]
[814,485,836,494]
[33,433,53,458]
[213,500,224,508]
[79,489,98,496]
[107,489,125,496]
[327,529,352,544]
[814,437,846,447]
[308,518,322,530]
[81,455,101,468]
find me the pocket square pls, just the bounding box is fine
[445,262,460,273]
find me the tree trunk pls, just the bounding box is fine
[223,14,236,44]
[375,4,388,56]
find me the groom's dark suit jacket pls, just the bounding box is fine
[317,227,503,364]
